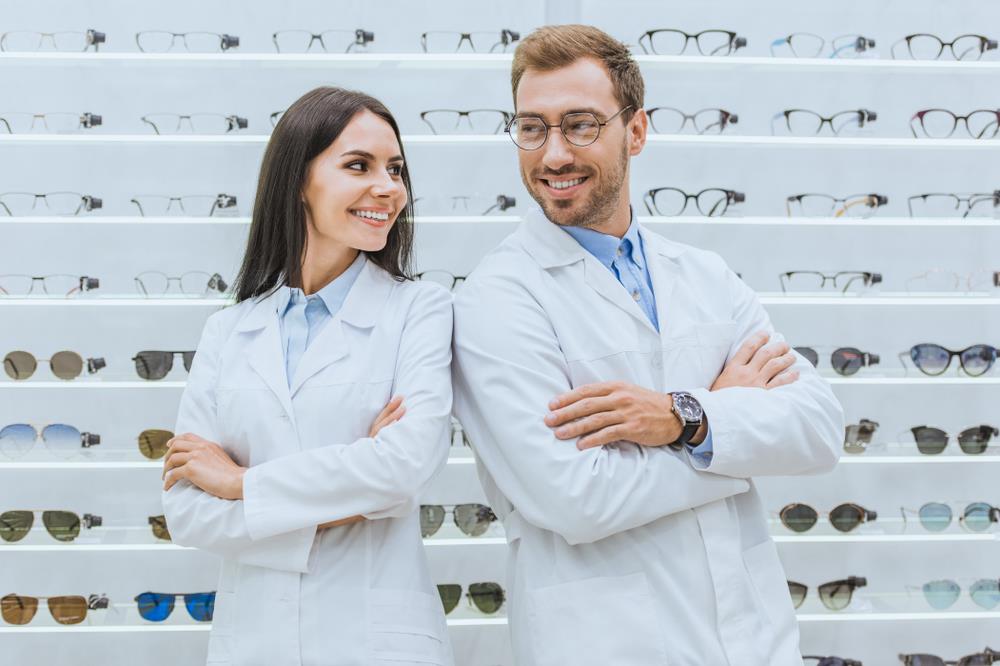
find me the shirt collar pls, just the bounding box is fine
[560,207,644,271]
[276,251,367,317]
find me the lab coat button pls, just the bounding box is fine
[632,291,640,301]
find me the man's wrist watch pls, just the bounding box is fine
[668,391,703,450]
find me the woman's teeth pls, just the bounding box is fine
[547,177,586,189]
[351,209,389,221]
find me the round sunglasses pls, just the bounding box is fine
[3,351,105,380]
[906,343,997,377]
[779,502,877,533]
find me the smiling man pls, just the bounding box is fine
[451,24,845,666]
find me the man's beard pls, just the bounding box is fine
[521,144,628,229]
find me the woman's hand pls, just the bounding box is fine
[317,395,407,530]
[368,395,405,437]
[163,433,246,500]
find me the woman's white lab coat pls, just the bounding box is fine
[162,259,455,666]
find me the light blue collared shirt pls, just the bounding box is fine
[560,211,714,462]
[277,253,366,387]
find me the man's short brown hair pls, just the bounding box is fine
[510,24,644,117]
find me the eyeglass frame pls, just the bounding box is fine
[637,29,747,56]
[0,192,102,216]
[271,28,374,53]
[909,108,1000,139]
[892,33,999,61]
[645,106,738,134]
[643,187,745,217]
[504,105,634,151]
[779,271,882,293]
[785,193,888,218]
[0,112,101,134]
[0,28,105,52]
[134,31,239,53]
[770,33,875,58]
[0,275,99,297]
[907,191,1000,217]
[771,108,877,136]
[419,109,513,135]
[419,29,519,54]
[140,113,248,135]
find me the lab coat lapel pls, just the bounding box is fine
[520,207,658,334]
[638,225,683,340]
[288,258,387,398]
[236,290,296,419]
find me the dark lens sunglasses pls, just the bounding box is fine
[132,350,195,380]
[0,510,101,542]
[906,343,997,377]
[795,346,879,376]
[135,591,215,622]
[436,582,505,615]
[779,502,877,533]
[420,504,497,538]
[788,576,866,610]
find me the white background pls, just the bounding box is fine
[1,0,999,664]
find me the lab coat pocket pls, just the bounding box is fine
[368,588,449,665]
[742,538,796,629]
[205,592,235,663]
[527,573,669,666]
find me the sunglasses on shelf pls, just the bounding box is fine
[899,648,1000,666]
[3,351,105,380]
[903,502,999,533]
[0,510,102,543]
[844,418,879,454]
[788,576,866,611]
[908,425,998,455]
[135,591,215,622]
[912,578,1000,610]
[420,504,497,538]
[904,343,998,377]
[803,657,861,666]
[137,429,174,459]
[148,515,171,542]
[132,351,195,380]
[0,423,100,458]
[436,582,505,615]
[779,502,877,533]
[1,593,108,625]
[795,346,879,376]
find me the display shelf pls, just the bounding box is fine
[2,52,1000,73]
[1,134,997,149]
[2,215,996,228]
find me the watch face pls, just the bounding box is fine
[673,393,703,421]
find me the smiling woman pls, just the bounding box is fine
[159,86,455,666]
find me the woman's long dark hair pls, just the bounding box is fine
[233,86,415,303]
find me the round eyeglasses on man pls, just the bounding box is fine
[504,105,633,150]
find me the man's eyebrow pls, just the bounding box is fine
[514,107,605,120]
[340,149,405,162]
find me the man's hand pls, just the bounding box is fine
[546,330,800,450]
[712,331,798,391]
[317,395,407,530]
[163,433,246,499]
[546,382,679,450]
